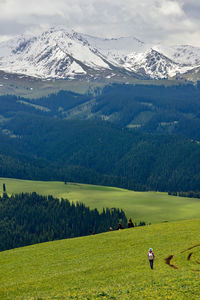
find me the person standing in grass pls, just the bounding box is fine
[128,218,134,228]
[147,248,155,269]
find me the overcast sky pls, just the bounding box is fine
[0,0,200,46]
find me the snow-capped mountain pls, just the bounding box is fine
[0,28,112,79]
[0,27,200,80]
[153,45,200,66]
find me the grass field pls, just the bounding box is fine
[0,73,103,98]
[0,218,200,299]
[0,70,188,99]
[1,177,200,224]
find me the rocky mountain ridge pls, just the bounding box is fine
[0,27,200,80]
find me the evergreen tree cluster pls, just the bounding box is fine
[168,191,200,198]
[0,193,127,252]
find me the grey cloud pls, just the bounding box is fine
[0,0,200,46]
[182,2,200,19]
[0,20,29,35]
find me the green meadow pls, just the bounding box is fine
[0,219,200,299]
[0,73,185,99]
[1,177,200,224]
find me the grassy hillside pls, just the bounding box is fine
[0,71,104,97]
[0,219,200,299]
[0,70,185,98]
[1,177,200,224]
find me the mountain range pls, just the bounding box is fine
[0,27,200,80]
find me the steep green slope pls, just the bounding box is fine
[1,178,200,224]
[0,219,200,299]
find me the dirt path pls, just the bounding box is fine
[165,244,200,270]
[187,253,193,261]
[165,255,178,269]
[181,244,200,253]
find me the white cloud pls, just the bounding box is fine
[0,0,200,46]
[158,1,184,16]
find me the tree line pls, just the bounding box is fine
[168,191,200,198]
[0,193,127,252]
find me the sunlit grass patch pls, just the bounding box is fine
[0,219,200,299]
[1,177,200,224]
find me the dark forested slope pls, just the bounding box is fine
[0,83,199,192]
[0,192,127,251]
[1,83,200,140]
[0,113,199,191]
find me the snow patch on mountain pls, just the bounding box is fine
[0,28,110,79]
[153,45,200,67]
[83,34,151,68]
[121,49,190,78]
[0,27,200,80]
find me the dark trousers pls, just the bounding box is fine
[149,259,154,269]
